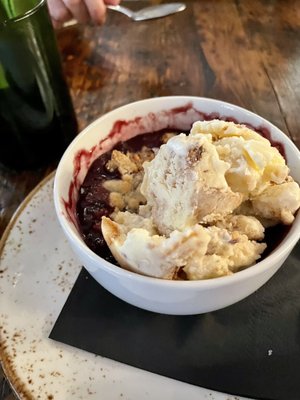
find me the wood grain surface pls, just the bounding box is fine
[1,0,300,238]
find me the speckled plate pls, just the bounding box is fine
[0,173,250,400]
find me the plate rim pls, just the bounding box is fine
[0,171,55,399]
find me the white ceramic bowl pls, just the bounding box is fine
[54,96,300,315]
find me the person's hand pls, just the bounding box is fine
[47,0,120,28]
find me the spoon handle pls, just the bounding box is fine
[107,5,133,19]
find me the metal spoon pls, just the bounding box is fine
[63,2,186,27]
[108,2,186,21]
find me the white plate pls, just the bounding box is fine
[0,173,250,400]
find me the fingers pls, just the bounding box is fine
[62,0,90,24]
[47,0,121,27]
[47,0,72,25]
[104,0,121,4]
[85,0,121,24]
[84,0,106,25]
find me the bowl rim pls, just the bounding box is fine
[54,95,300,288]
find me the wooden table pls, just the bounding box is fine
[1,1,300,397]
[1,0,300,238]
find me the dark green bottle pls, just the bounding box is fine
[0,0,78,169]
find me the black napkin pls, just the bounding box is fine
[50,242,300,400]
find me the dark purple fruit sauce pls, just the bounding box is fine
[76,120,289,269]
[76,130,178,263]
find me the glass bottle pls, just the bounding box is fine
[0,0,78,169]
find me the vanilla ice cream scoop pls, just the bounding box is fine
[191,120,289,196]
[191,120,300,225]
[101,213,210,279]
[140,133,243,235]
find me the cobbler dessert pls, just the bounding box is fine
[77,120,300,280]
